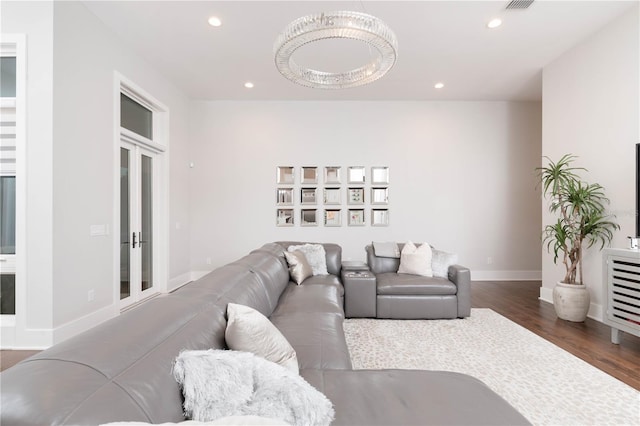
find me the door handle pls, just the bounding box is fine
[132,232,137,249]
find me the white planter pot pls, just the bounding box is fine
[552,282,590,322]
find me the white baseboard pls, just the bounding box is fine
[168,271,193,292]
[471,270,541,281]
[190,270,211,282]
[539,286,603,322]
[539,286,553,304]
[1,324,52,350]
[52,303,117,345]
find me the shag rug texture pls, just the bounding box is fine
[172,349,333,426]
[343,308,640,426]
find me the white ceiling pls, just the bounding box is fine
[82,1,637,101]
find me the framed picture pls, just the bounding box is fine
[371,166,390,185]
[300,188,317,205]
[324,209,341,227]
[301,209,318,226]
[323,187,341,205]
[348,187,365,204]
[276,209,294,226]
[371,187,389,205]
[348,209,365,226]
[372,209,389,226]
[301,166,318,184]
[276,188,293,205]
[347,166,366,184]
[276,166,294,184]
[324,166,341,184]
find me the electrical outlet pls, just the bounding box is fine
[88,289,95,302]
[487,257,493,265]
[206,258,212,265]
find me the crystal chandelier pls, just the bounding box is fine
[274,11,398,89]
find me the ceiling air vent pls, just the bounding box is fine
[505,0,534,10]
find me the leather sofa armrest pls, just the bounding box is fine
[449,264,471,318]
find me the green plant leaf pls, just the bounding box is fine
[536,154,619,284]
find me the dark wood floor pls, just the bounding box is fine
[2,281,640,391]
[472,281,640,391]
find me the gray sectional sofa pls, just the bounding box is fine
[365,243,471,319]
[0,241,529,425]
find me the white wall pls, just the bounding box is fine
[1,1,192,347]
[1,1,55,347]
[541,6,639,320]
[189,101,542,279]
[51,2,191,335]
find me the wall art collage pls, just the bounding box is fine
[276,166,389,227]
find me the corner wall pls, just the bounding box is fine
[1,1,192,348]
[1,1,55,348]
[50,2,192,337]
[541,5,639,320]
[189,100,542,279]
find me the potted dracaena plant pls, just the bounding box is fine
[537,154,619,322]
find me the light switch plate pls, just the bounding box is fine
[90,224,109,236]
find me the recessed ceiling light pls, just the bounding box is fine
[434,82,445,89]
[244,82,254,89]
[487,18,502,29]
[208,16,222,27]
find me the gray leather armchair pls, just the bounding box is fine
[365,244,471,319]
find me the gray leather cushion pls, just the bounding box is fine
[231,251,290,311]
[271,313,352,370]
[367,243,436,275]
[296,274,344,297]
[377,295,458,319]
[376,272,457,295]
[173,264,274,317]
[271,283,344,318]
[301,369,531,426]
[366,245,401,274]
[1,296,227,425]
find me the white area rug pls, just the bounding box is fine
[343,309,640,426]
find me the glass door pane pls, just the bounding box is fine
[0,176,16,254]
[0,274,15,314]
[120,148,130,300]
[140,154,153,292]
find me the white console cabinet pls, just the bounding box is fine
[603,248,640,344]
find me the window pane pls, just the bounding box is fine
[120,148,130,300]
[0,57,16,98]
[1,274,15,314]
[141,155,153,291]
[120,94,152,139]
[0,176,16,254]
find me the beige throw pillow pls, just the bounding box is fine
[398,241,433,277]
[283,250,313,284]
[225,303,299,374]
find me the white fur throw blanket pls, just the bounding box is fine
[172,350,334,426]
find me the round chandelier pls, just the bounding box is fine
[274,11,398,89]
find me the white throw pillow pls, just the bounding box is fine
[225,303,299,374]
[287,244,328,275]
[283,250,312,284]
[432,249,458,278]
[173,350,334,425]
[397,241,433,277]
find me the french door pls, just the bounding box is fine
[120,141,156,309]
